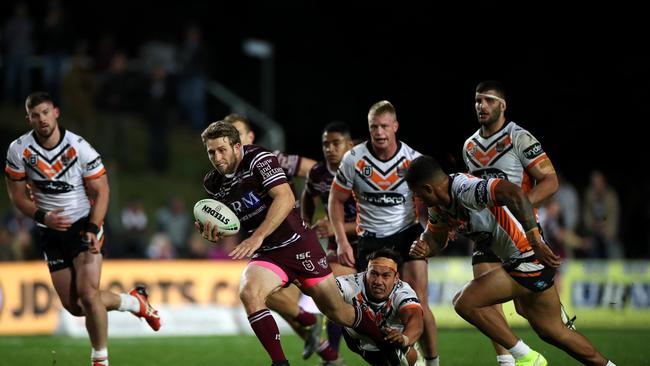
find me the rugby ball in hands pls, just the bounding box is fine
[193,198,240,236]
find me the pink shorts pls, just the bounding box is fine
[250,229,332,289]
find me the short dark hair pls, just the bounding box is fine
[366,248,402,271]
[476,80,506,100]
[25,91,55,110]
[201,120,241,146]
[405,155,444,187]
[322,121,352,139]
[223,113,253,133]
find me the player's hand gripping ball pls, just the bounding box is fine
[193,199,240,238]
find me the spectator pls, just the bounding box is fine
[176,22,206,131]
[119,198,148,258]
[3,2,34,104]
[583,170,622,258]
[154,196,191,257]
[40,0,70,104]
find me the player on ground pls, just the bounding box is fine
[337,248,423,366]
[406,155,616,366]
[329,100,439,365]
[198,121,403,366]
[301,121,358,365]
[4,92,160,366]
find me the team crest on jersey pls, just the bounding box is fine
[61,155,70,165]
[496,142,505,153]
[363,166,373,177]
[396,166,406,177]
[28,155,37,166]
[468,144,477,156]
[302,260,315,272]
[318,257,328,269]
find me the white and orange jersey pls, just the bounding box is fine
[429,173,541,269]
[5,128,106,223]
[332,141,421,237]
[336,272,421,351]
[462,121,548,194]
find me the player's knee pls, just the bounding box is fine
[62,302,84,316]
[452,291,471,318]
[76,287,100,307]
[238,284,264,308]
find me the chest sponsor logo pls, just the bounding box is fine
[362,192,404,206]
[230,191,262,214]
[473,168,509,181]
[523,143,544,160]
[33,180,74,194]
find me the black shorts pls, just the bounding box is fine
[342,329,411,366]
[471,243,502,265]
[503,258,556,293]
[39,216,104,272]
[356,224,422,272]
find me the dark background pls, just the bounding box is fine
[3,2,648,254]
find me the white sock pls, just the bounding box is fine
[425,355,439,366]
[606,361,616,366]
[497,354,516,365]
[507,340,531,359]
[118,293,141,313]
[91,348,108,365]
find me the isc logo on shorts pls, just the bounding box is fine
[296,251,311,260]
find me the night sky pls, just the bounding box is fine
[5,2,649,249]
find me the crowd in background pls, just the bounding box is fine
[0,1,636,262]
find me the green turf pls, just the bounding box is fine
[0,329,644,365]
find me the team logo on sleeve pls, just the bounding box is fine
[523,143,544,159]
[475,180,488,205]
[86,157,102,170]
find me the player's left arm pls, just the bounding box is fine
[84,174,110,253]
[384,306,423,347]
[526,157,558,207]
[296,157,317,178]
[230,182,295,259]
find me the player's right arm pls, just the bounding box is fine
[5,178,71,230]
[410,208,450,258]
[329,151,356,267]
[300,170,318,224]
[329,186,354,265]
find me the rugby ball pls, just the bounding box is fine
[193,198,240,236]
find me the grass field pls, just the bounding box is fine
[0,329,645,365]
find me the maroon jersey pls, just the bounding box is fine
[203,145,308,252]
[305,161,358,249]
[305,161,357,222]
